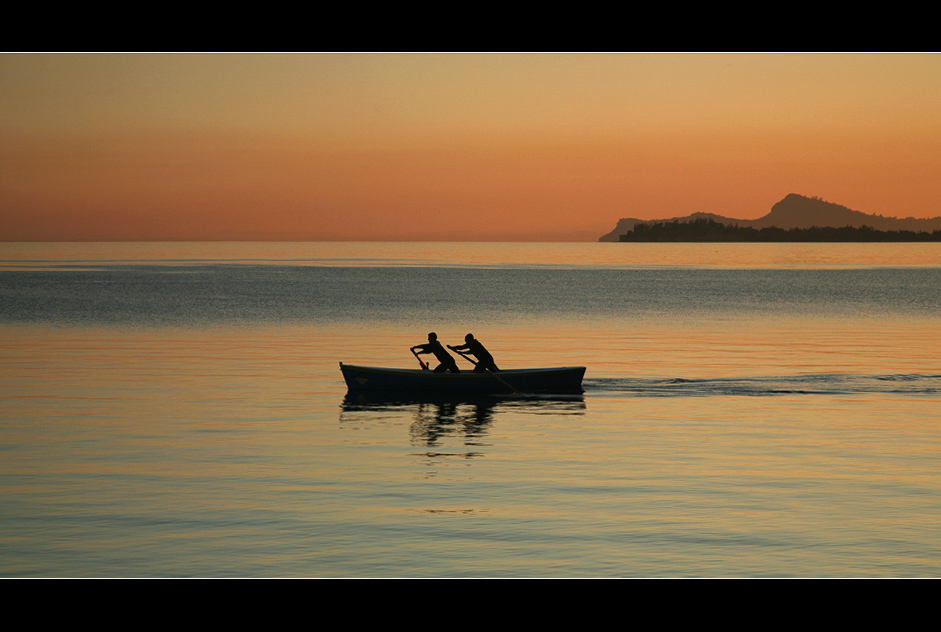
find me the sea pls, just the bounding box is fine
[1,241,939,577]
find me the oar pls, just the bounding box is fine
[411,349,429,371]
[450,347,478,367]
[451,347,524,395]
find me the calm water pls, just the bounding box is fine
[1,242,940,576]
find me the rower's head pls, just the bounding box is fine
[465,333,474,343]
[427,332,437,342]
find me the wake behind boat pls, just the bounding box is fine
[340,363,586,394]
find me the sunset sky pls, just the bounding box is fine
[2,53,940,241]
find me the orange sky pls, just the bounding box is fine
[2,53,940,241]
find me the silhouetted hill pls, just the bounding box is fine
[599,194,941,241]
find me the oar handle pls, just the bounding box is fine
[450,347,478,365]
[411,348,429,371]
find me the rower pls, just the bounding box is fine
[448,334,500,373]
[410,332,460,373]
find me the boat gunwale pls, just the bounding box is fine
[340,362,585,377]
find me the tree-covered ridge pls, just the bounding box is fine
[618,218,941,242]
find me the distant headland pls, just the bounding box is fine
[599,194,941,242]
[617,218,941,242]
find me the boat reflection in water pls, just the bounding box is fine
[341,390,586,452]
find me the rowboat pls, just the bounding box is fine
[340,363,586,394]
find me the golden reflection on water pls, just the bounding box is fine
[3,319,940,576]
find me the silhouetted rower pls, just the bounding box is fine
[411,332,460,373]
[449,333,500,373]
